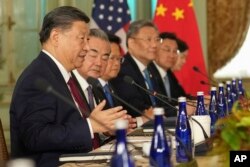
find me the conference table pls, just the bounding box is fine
[59,128,224,167]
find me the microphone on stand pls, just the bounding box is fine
[192,66,218,85]
[87,77,194,161]
[123,76,197,108]
[200,80,210,86]
[36,77,158,162]
[87,77,153,122]
[121,76,210,144]
[200,80,217,87]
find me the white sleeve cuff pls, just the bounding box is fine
[87,118,94,139]
[136,117,144,127]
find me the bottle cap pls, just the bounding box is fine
[7,158,35,167]
[115,120,128,129]
[226,80,231,84]
[178,96,186,102]
[211,87,217,91]
[197,91,204,96]
[153,107,164,115]
[218,83,224,87]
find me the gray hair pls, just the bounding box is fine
[126,20,159,46]
[89,28,109,42]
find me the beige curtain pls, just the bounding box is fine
[207,0,250,76]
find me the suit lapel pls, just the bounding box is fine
[125,54,147,89]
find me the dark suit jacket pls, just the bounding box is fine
[10,51,92,167]
[148,62,186,105]
[110,53,153,117]
[90,80,121,110]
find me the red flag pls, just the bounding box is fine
[153,0,209,95]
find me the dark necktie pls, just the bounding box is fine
[103,84,114,107]
[86,86,100,149]
[67,77,88,117]
[164,73,171,98]
[143,68,156,106]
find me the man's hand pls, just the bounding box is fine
[89,100,127,133]
[204,95,211,108]
[186,100,196,116]
[141,107,154,123]
[126,115,137,133]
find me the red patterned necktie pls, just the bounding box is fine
[86,86,100,149]
[67,77,88,117]
[67,77,100,149]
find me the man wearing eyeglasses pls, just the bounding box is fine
[148,32,190,110]
[111,20,175,126]
[71,29,128,145]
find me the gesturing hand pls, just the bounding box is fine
[89,100,127,133]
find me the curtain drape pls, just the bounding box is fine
[207,0,250,76]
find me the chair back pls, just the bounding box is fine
[0,118,9,161]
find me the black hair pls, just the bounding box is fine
[39,6,90,44]
[177,38,189,52]
[107,33,121,45]
[159,32,177,41]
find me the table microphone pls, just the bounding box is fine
[192,66,217,85]
[123,76,198,107]
[122,76,209,142]
[35,77,151,159]
[87,77,194,161]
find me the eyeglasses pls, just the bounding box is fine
[109,56,124,63]
[160,47,179,55]
[131,37,162,44]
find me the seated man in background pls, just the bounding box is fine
[96,33,136,130]
[111,20,178,126]
[148,32,195,114]
[172,38,189,72]
[72,29,134,137]
[148,32,186,104]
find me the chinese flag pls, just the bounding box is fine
[153,0,209,95]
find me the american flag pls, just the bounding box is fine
[91,0,131,53]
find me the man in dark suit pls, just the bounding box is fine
[73,30,135,133]
[148,32,196,115]
[111,20,177,126]
[9,6,126,167]
[172,38,189,72]
[97,33,137,130]
[95,33,123,109]
[148,32,186,105]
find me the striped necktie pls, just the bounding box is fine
[86,86,100,149]
[143,68,156,106]
[164,73,171,98]
[103,83,114,107]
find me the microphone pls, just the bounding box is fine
[123,76,178,109]
[123,76,199,109]
[124,76,203,107]
[122,76,210,143]
[193,66,217,85]
[200,80,210,86]
[200,80,217,87]
[36,77,153,161]
[35,78,80,113]
[87,77,194,161]
[87,77,153,122]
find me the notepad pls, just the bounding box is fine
[59,152,113,162]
